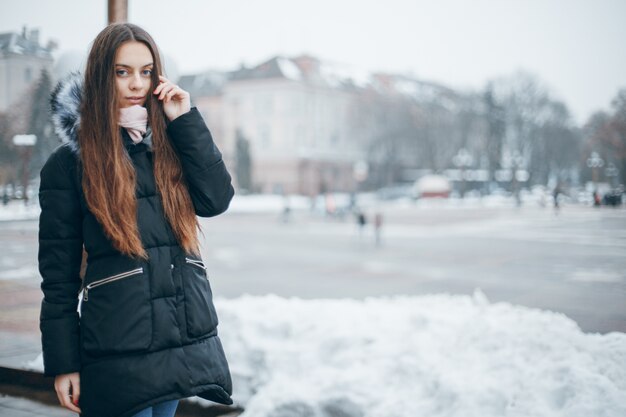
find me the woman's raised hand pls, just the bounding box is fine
[54,372,81,413]
[154,75,191,121]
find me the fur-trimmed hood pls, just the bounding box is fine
[50,72,152,154]
[50,72,82,154]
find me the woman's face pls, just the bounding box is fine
[114,41,154,109]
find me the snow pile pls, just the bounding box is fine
[215,292,626,417]
[21,292,626,416]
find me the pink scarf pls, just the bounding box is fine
[118,105,148,144]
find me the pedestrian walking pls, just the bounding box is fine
[39,23,234,417]
[373,212,383,246]
[593,189,601,207]
[356,209,367,239]
[281,194,291,223]
[553,184,561,214]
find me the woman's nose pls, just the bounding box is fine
[129,73,142,89]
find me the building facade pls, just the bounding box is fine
[180,55,486,195]
[181,56,366,196]
[0,27,55,112]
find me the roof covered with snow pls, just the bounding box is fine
[178,70,230,97]
[0,28,55,59]
[369,72,467,111]
[181,54,479,109]
[230,55,366,90]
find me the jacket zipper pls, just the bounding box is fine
[185,257,207,270]
[83,267,144,301]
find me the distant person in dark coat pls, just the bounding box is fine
[553,184,561,213]
[356,210,367,238]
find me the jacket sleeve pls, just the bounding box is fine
[166,107,235,217]
[38,148,83,376]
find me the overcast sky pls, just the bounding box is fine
[1,0,625,124]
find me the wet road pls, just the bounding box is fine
[1,203,624,334]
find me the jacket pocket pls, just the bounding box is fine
[181,257,218,338]
[80,266,152,356]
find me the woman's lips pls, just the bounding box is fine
[127,96,145,103]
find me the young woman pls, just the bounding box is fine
[39,23,234,417]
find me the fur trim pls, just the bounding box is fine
[50,72,152,154]
[50,72,83,155]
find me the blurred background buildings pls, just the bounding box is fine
[1,22,624,205]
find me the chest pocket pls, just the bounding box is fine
[80,266,152,356]
[180,257,219,338]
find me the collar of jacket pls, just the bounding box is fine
[51,72,153,155]
[121,125,153,151]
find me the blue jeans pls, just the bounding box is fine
[130,399,179,417]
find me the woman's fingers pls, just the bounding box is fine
[54,376,67,405]
[154,75,174,96]
[54,380,63,408]
[160,84,176,101]
[165,86,181,102]
[154,82,176,100]
[63,396,81,413]
[157,74,191,120]
[71,374,81,408]
[156,83,187,103]
[54,374,81,413]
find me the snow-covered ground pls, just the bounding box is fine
[0,190,594,221]
[212,293,625,417]
[0,200,40,221]
[26,292,625,416]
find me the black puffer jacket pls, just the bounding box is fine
[39,73,235,417]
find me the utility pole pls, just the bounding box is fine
[108,0,128,24]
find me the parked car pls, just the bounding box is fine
[376,184,413,201]
[602,189,623,207]
[412,175,451,198]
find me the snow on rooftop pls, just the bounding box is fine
[394,78,421,97]
[314,60,372,89]
[277,57,302,81]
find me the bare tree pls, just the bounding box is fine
[583,88,626,186]
[483,83,505,185]
[28,69,56,178]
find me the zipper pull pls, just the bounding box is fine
[83,288,89,302]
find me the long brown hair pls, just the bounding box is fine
[79,23,200,260]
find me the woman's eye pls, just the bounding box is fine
[142,69,152,76]
[116,69,128,76]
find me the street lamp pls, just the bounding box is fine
[452,148,473,198]
[605,163,618,187]
[502,150,525,206]
[586,152,604,185]
[352,160,369,203]
[12,134,37,205]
